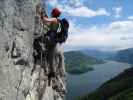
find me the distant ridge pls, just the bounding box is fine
[64,51,105,74]
[115,48,133,64]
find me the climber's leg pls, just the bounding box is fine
[48,50,55,75]
[32,36,42,75]
[45,46,57,86]
[57,53,66,85]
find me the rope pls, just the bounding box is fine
[37,18,44,100]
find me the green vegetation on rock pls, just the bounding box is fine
[115,48,133,64]
[64,51,105,75]
[78,67,133,100]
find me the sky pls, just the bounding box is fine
[45,0,133,51]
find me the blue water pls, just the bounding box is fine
[66,61,131,100]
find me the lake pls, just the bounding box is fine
[66,61,131,100]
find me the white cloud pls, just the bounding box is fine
[113,6,123,18]
[62,6,109,17]
[108,20,133,34]
[46,0,110,18]
[128,16,133,20]
[46,0,58,7]
[68,0,82,7]
[65,20,133,51]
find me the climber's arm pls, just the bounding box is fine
[41,16,57,24]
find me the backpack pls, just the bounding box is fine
[55,18,69,43]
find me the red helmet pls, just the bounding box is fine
[51,8,61,17]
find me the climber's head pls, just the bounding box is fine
[51,8,61,18]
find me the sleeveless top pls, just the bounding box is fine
[49,23,59,32]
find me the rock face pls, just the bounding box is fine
[0,0,66,100]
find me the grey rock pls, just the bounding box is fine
[0,0,66,100]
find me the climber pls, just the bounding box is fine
[32,7,69,87]
[40,8,60,74]
[40,8,69,45]
[39,8,69,82]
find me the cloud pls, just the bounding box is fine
[113,6,123,18]
[67,0,82,7]
[128,16,133,20]
[108,20,133,34]
[62,6,110,17]
[46,0,110,18]
[46,0,82,7]
[65,20,133,51]
[46,0,58,7]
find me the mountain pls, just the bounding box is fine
[64,51,105,75]
[78,66,133,100]
[115,48,133,64]
[83,48,133,65]
[82,49,116,60]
